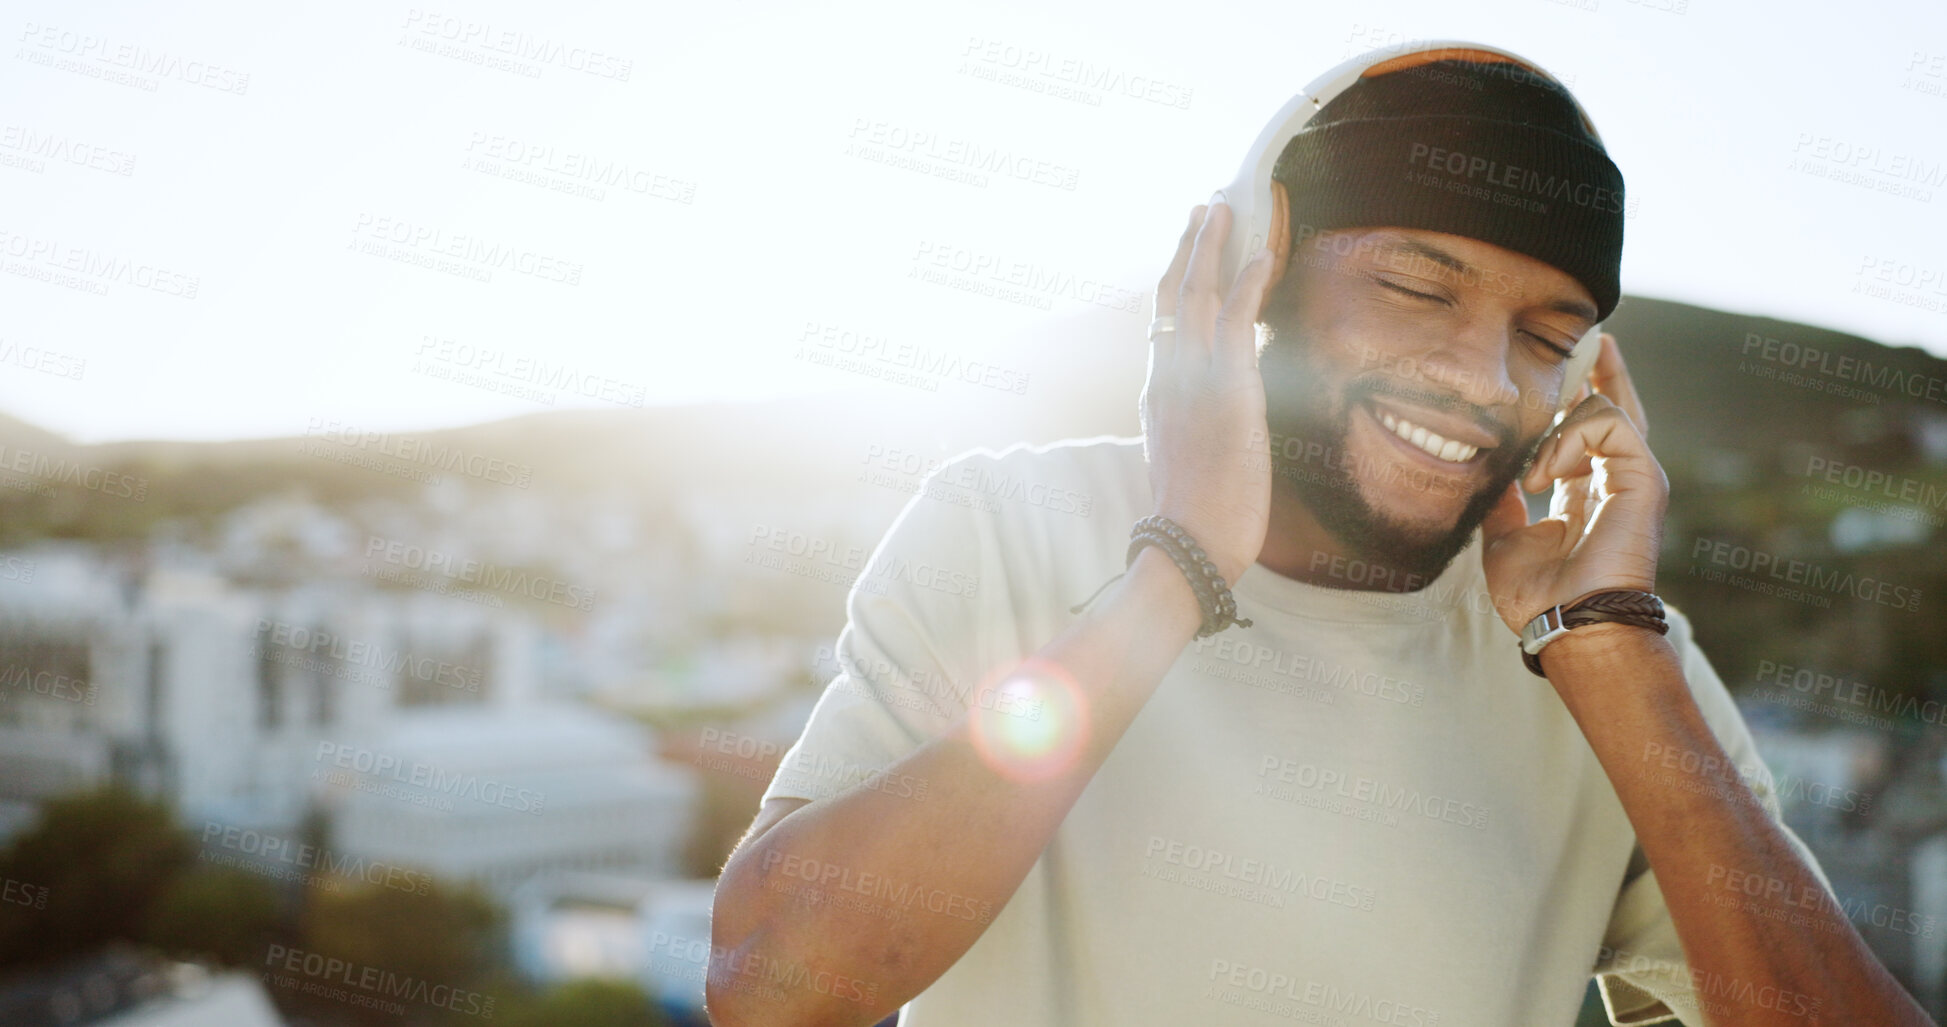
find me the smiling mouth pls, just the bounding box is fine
[1370,405,1485,465]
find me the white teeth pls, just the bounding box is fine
[1375,408,1479,463]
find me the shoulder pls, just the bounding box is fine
[890,436,1145,612]
[838,437,1148,697]
[928,434,1146,489]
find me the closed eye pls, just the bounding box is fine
[1522,330,1575,361]
[1375,274,1575,360]
[1375,278,1444,303]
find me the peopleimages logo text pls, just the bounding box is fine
[256,619,482,693]
[1407,142,1624,213]
[263,944,493,1017]
[1690,538,1922,612]
[201,823,431,894]
[315,742,544,814]
[364,536,595,611]
[1743,331,1947,403]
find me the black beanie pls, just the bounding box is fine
[1271,59,1625,320]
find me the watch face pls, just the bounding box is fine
[1521,607,1568,654]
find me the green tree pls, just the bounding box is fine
[0,786,193,968]
[495,977,668,1027]
[280,877,506,1025]
[143,866,281,965]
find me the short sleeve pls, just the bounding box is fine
[1592,604,1838,1025]
[761,450,1018,806]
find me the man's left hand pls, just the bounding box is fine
[1480,333,1668,637]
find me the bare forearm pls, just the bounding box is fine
[709,547,1203,1026]
[1543,626,1933,1026]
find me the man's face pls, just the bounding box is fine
[1255,225,1600,583]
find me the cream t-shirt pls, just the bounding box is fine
[758,436,1831,1027]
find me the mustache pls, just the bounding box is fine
[1343,376,1520,453]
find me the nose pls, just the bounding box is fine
[1396,312,1525,412]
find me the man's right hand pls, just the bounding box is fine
[1140,197,1287,585]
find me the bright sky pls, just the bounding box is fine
[1,0,1943,444]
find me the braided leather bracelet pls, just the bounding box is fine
[1518,588,1668,676]
[1069,515,1252,639]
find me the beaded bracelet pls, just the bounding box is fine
[1069,515,1252,639]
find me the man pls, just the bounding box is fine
[708,44,1936,1027]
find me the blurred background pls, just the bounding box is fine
[0,1,1944,1025]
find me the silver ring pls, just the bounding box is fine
[1148,316,1177,341]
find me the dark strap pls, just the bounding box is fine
[1522,589,1667,676]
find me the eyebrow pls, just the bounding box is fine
[1374,238,1600,324]
[1543,297,1600,323]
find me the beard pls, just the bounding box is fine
[1259,332,1546,590]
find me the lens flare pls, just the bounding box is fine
[967,662,1089,783]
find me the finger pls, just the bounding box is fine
[1543,438,1591,528]
[1522,398,1653,491]
[1524,415,1570,494]
[1588,332,1649,439]
[1552,467,1591,538]
[1151,205,1203,368]
[1213,245,1278,375]
[1522,399,1590,491]
[1154,204,1203,317]
[1178,201,1232,359]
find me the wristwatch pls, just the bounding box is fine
[1518,589,1668,677]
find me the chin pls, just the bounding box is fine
[1270,424,1525,588]
[1359,478,1477,538]
[1365,498,1471,550]
[1349,483,1496,579]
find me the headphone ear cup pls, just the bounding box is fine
[1557,325,1603,413]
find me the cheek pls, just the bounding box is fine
[1509,351,1571,417]
[1288,316,1397,384]
[1512,396,1556,446]
[1320,306,1457,382]
[1260,348,1330,425]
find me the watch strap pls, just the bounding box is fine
[1519,589,1668,677]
